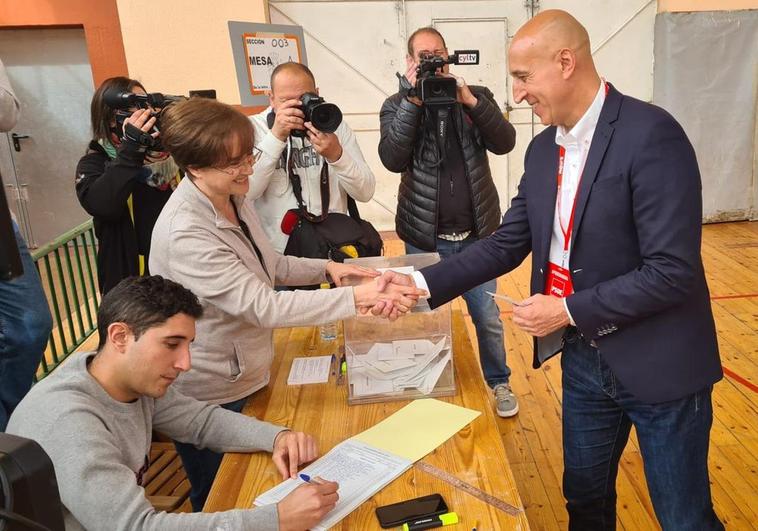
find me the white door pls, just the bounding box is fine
[0,28,95,247]
[269,0,656,230]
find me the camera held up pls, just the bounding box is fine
[102,88,188,151]
[267,92,343,138]
[413,49,480,107]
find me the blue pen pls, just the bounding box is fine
[299,473,324,484]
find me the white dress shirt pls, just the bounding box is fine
[550,80,606,269]
[413,80,607,323]
[552,80,606,324]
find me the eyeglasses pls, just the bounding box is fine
[215,147,263,176]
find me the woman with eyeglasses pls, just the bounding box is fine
[75,77,181,294]
[149,97,425,512]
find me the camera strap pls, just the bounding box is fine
[285,139,366,224]
[122,122,153,151]
[432,106,451,168]
[287,139,330,223]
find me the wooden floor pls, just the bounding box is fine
[64,221,757,526]
[384,221,757,531]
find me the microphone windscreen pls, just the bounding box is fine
[280,210,299,235]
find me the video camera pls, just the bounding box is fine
[102,89,215,150]
[414,50,480,107]
[267,92,343,138]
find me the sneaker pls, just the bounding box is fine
[493,383,519,418]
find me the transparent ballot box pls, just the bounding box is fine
[343,253,455,405]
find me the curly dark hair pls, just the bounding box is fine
[96,275,203,350]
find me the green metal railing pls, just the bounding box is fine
[32,219,100,381]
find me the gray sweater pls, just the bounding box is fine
[6,352,286,530]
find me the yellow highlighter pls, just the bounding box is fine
[401,512,459,531]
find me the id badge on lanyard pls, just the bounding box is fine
[544,82,608,298]
[544,146,578,298]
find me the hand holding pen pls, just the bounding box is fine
[277,474,339,531]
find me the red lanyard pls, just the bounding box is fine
[555,146,581,256]
[555,82,609,257]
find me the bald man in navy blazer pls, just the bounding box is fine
[375,9,723,531]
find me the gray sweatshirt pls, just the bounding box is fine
[6,352,286,530]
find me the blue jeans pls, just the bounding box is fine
[406,236,510,388]
[0,223,52,431]
[173,395,249,511]
[561,329,723,531]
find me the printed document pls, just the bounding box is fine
[287,356,332,385]
[252,399,480,528]
[254,439,412,531]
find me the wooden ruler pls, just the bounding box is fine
[414,461,522,516]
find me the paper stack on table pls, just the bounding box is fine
[287,355,332,385]
[253,399,481,530]
[348,337,450,396]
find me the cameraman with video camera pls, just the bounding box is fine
[75,77,182,294]
[249,62,376,257]
[379,27,519,417]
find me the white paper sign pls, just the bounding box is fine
[242,33,303,94]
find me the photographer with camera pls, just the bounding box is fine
[249,62,376,257]
[379,27,519,417]
[75,77,182,294]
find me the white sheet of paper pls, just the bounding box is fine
[350,369,397,395]
[420,352,451,394]
[396,339,447,384]
[287,356,332,385]
[391,339,434,359]
[367,342,394,361]
[370,358,417,373]
[254,439,412,530]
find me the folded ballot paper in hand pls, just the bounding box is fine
[253,399,480,530]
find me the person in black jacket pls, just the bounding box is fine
[378,27,519,417]
[75,77,181,294]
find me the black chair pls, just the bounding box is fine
[0,433,64,531]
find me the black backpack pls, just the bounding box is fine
[282,160,383,262]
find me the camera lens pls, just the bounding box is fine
[309,102,342,134]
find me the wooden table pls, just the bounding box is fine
[205,310,529,530]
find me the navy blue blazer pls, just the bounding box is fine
[421,84,722,403]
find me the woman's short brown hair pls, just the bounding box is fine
[160,98,254,173]
[91,77,145,141]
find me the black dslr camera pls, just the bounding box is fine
[267,92,343,138]
[102,89,188,150]
[414,50,480,107]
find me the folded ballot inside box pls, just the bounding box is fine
[343,253,455,405]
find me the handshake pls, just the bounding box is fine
[325,263,426,321]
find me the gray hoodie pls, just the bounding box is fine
[6,352,285,530]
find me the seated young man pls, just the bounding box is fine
[6,275,337,531]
